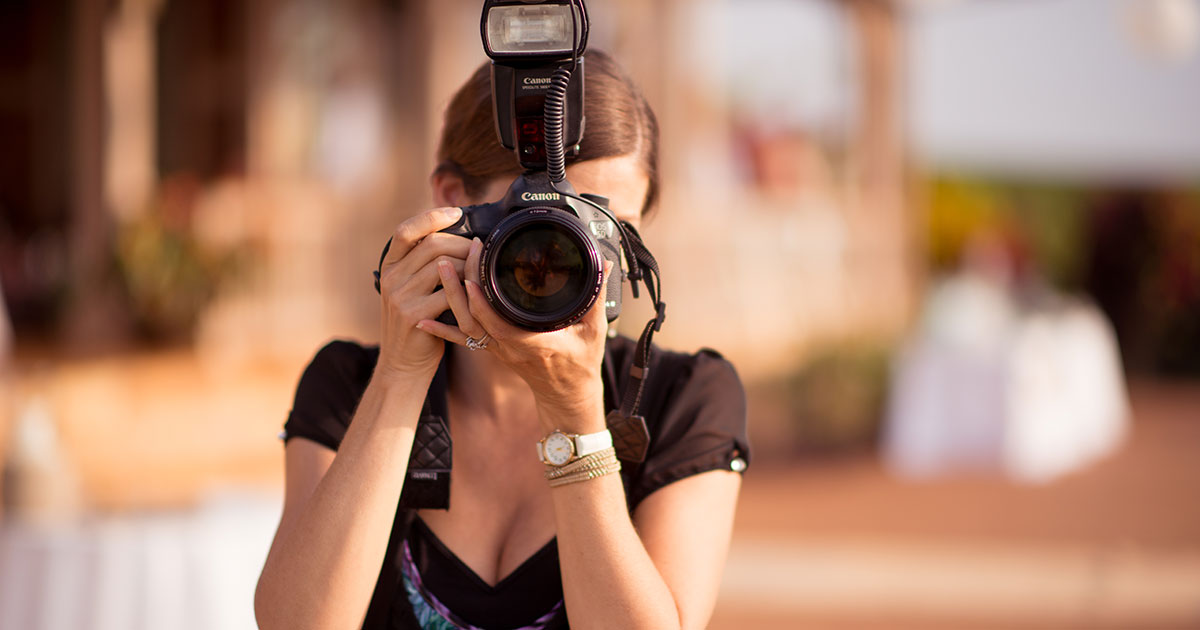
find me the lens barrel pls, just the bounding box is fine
[481,208,604,331]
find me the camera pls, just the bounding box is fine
[375,0,638,333]
[442,170,622,331]
[443,0,617,331]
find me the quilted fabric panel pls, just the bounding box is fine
[410,416,451,469]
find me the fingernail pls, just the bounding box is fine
[443,207,462,220]
[437,260,452,275]
[415,322,425,331]
[470,237,482,257]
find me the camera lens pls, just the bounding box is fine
[482,209,603,331]
[505,227,578,299]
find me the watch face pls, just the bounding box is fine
[544,432,574,466]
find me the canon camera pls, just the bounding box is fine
[441,169,622,331]
[374,0,629,332]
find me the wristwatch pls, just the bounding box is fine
[537,429,613,466]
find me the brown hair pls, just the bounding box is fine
[436,50,660,215]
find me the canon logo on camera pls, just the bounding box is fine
[521,191,560,202]
[523,76,553,86]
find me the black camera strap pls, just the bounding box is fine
[603,220,666,464]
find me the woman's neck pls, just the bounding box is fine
[447,344,539,426]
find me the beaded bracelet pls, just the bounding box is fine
[547,460,621,487]
[545,447,617,479]
[545,447,621,487]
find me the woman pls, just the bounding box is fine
[255,51,750,630]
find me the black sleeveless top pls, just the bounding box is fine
[282,335,750,629]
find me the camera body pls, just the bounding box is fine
[442,170,622,331]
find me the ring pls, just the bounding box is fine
[465,333,491,351]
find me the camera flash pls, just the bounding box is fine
[486,4,575,56]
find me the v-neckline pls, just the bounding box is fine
[411,516,559,592]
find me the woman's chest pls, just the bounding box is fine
[415,421,557,586]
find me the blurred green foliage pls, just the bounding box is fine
[927,176,1089,288]
[113,180,242,342]
[926,174,1200,376]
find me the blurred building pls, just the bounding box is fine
[3,0,1197,509]
[1,0,914,378]
[3,2,1199,629]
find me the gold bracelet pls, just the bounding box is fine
[546,452,621,487]
[547,459,615,481]
[546,453,620,481]
[545,447,617,479]
[547,463,621,487]
[545,448,616,479]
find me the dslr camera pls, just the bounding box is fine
[441,170,622,331]
[372,0,625,332]
[446,0,619,332]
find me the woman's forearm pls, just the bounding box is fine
[553,475,683,630]
[255,368,432,630]
[540,401,683,630]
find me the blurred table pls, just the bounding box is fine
[0,493,280,630]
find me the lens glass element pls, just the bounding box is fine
[486,5,574,55]
[494,224,588,315]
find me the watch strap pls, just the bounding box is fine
[573,429,613,458]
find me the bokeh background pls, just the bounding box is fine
[2,0,1199,628]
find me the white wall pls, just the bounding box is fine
[906,0,1200,182]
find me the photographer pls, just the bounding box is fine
[255,44,749,630]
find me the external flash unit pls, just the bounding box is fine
[482,0,587,59]
[480,0,588,168]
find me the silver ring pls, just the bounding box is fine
[465,333,490,351]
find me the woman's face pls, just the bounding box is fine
[471,154,650,230]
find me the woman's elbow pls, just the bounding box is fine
[254,570,286,630]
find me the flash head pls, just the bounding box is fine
[482,0,587,60]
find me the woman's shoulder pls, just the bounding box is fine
[606,336,749,508]
[283,339,381,451]
[298,338,381,402]
[605,335,743,403]
[308,338,381,371]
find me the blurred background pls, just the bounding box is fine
[2,0,1199,628]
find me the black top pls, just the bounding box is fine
[282,335,750,629]
[403,516,563,629]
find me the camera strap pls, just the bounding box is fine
[605,221,666,464]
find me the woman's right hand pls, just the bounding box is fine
[376,206,470,379]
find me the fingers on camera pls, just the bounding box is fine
[438,261,478,331]
[411,233,472,268]
[463,279,502,332]
[465,237,483,284]
[386,207,463,266]
[424,257,465,294]
[384,283,448,325]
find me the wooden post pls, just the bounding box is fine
[64,0,130,352]
[844,0,917,337]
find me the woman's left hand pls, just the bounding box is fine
[416,237,612,431]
